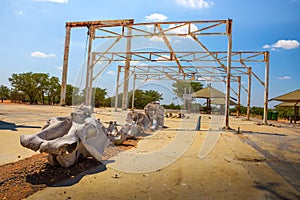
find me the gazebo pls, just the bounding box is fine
[270,89,300,123]
[210,98,237,105]
[192,86,236,114]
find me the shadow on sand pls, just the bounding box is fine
[242,131,287,137]
[26,157,109,187]
[255,182,300,200]
[0,120,41,131]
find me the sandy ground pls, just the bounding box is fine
[0,103,300,199]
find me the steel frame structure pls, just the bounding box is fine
[115,51,269,120]
[60,19,270,128]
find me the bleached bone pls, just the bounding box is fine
[110,128,126,145]
[19,104,113,167]
[78,118,110,161]
[39,122,83,155]
[20,117,72,151]
[56,150,79,168]
[126,111,151,130]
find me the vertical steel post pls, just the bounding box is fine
[85,26,94,106]
[263,51,269,125]
[247,67,252,120]
[237,76,241,117]
[122,26,132,110]
[60,25,71,106]
[132,74,136,109]
[114,66,121,111]
[225,19,232,129]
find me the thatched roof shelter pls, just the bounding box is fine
[270,89,300,123]
[210,98,237,106]
[270,89,300,102]
[192,86,237,114]
[192,86,226,99]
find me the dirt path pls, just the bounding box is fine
[0,104,300,199]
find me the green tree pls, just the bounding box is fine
[250,106,264,116]
[65,84,81,105]
[93,87,107,107]
[275,106,293,119]
[9,72,39,104]
[10,90,25,103]
[129,89,163,109]
[172,80,203,100]
[0,85,10,103]
[8,72,61,105]
[162,102,181,110]
[47,76,61,105]
[33,73,49,105]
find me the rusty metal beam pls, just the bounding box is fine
[246,67,252,120]
[156,24,184,74]
[122,26,132,110]
[263,52,270,125]
[66,19,134,28]
[60,25,71,106]
[85,25,95,106]
[224,19,232,130]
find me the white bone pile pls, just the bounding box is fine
[20,105,110,167]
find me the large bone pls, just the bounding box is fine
[39,122,82,155]
[20,117,72,151]
[19,104,111,167]
[78,118,110,161]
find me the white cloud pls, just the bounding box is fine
[31,51,56,58]
[58,66,63,70]
[168,23,198,35]
[18,11,24,15]
[273,40,299,49]
[149,36,164,42]
[119,60,145,66]
[146,13,168,22]
[156,54,172,61]
[176,0,213,9]
[35,0,68,3]
[148,23,198,42]
[278,76,291,80]
[107,70,115,75]
[263,39,300,50]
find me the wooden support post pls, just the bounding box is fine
[247,67,252,120]
[122,26,132,110]
[263,51,269,125]
[224,19,232,129]
[237,76,241,117]
[85,26,94,106]
[114,66,121,111]
[60,25,71,106]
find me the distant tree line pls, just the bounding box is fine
[4,72,292,119]
[1,72,170,109]
[229,105,293,119]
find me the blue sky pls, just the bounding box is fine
[0,0,299,107]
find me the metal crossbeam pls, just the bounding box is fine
[60,18,270,129]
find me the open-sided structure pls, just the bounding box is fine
[60,19,270,128]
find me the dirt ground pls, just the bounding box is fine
[0,103,300,200]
